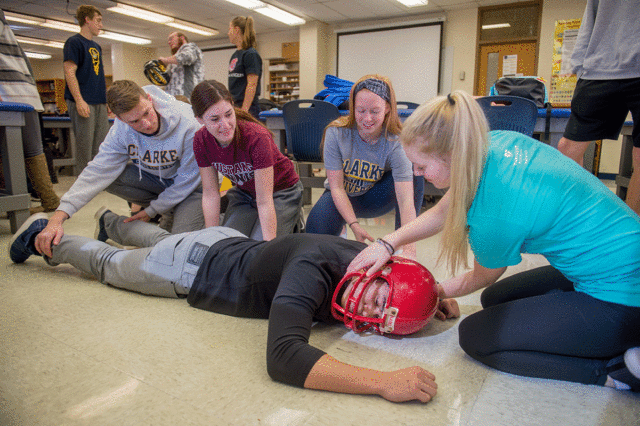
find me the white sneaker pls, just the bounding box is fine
[624,347,640,380]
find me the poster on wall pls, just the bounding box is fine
[550,19,581,107]
[502,54,518,77]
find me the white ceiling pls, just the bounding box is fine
[3,0,528,61]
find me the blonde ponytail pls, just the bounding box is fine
[401,90,489,275]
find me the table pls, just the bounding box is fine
[42,116,78,174]
[0,103,34,232]
[42,116,114,175]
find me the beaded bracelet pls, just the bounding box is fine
[376,238,395,255]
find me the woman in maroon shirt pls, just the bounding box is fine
[191,80,303,240]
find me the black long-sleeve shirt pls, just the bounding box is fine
[187,234,366,387]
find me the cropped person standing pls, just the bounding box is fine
[305,75,424,258]
[159,32,205,98]
[63,5,110,172]
[557,0,640,214]
[227,16,262,119]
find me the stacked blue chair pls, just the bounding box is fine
[282,99,341,204]
[476,95,538,136]
[396,101,420,110]
[283,99,341,162]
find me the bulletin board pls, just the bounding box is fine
[550,19,581,107]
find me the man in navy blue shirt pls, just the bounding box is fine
[63,5,110,172]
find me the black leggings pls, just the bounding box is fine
[459,266,640,385]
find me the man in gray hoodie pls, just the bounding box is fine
[35,80,204,257]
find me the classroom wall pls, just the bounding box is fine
[29,0,622,175]
[196,29,298,100]
[110,44,157,88]
[443,8,478,94]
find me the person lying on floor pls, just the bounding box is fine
[9,209,459,403]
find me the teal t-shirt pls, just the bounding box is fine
[468,130,640,307]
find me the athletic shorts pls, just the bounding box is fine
[563,78,640,147]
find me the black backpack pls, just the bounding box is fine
[490,76,553,142]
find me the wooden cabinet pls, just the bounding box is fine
[268,58,299,106]
[36,79,67,114]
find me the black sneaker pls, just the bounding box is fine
[8,213,49,263]
[94,206,112,242]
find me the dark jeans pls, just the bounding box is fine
[459,265,640,385]
[305,172,425,235]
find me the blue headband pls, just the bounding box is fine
[353,78,391,103]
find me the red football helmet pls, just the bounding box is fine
[331,256,439,335]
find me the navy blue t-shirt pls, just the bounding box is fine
[228,48,262,107]
[63,34,106,104]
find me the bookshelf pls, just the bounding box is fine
[36,79,66,114]
[268,42,300,106]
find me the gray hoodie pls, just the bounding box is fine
[571,0,640,80]
[58,85,202,218]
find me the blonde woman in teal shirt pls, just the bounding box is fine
[349,90,640,392]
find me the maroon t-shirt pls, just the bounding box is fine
[193,120,299,198]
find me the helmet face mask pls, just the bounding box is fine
[143,60,171,86]
[331,257,439,336]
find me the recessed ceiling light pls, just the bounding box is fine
[254,5,305,26]
[165,20,218,36]
[482,23,511,29]
[3,11,46,25]
[15,36,65,49]
[224,0,306,25]
[24,51,52,59]
[396,0,429,7]
[224,0,266,9]
[40,19,81,32]
[98,31,152,45]
[107,3,174,24]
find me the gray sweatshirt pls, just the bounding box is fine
[571,0,640,80]
[58,85,202,218]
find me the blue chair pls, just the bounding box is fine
[396,101,420,110]
[476,95,538,136]
[282,100,341,205]
[283,99,341,162]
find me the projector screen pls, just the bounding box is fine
[337,23,442,105]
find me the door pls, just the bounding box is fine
[475,42,537,96]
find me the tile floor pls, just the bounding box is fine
[1,176,639,426]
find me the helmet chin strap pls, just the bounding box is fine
[382,307,399,334]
